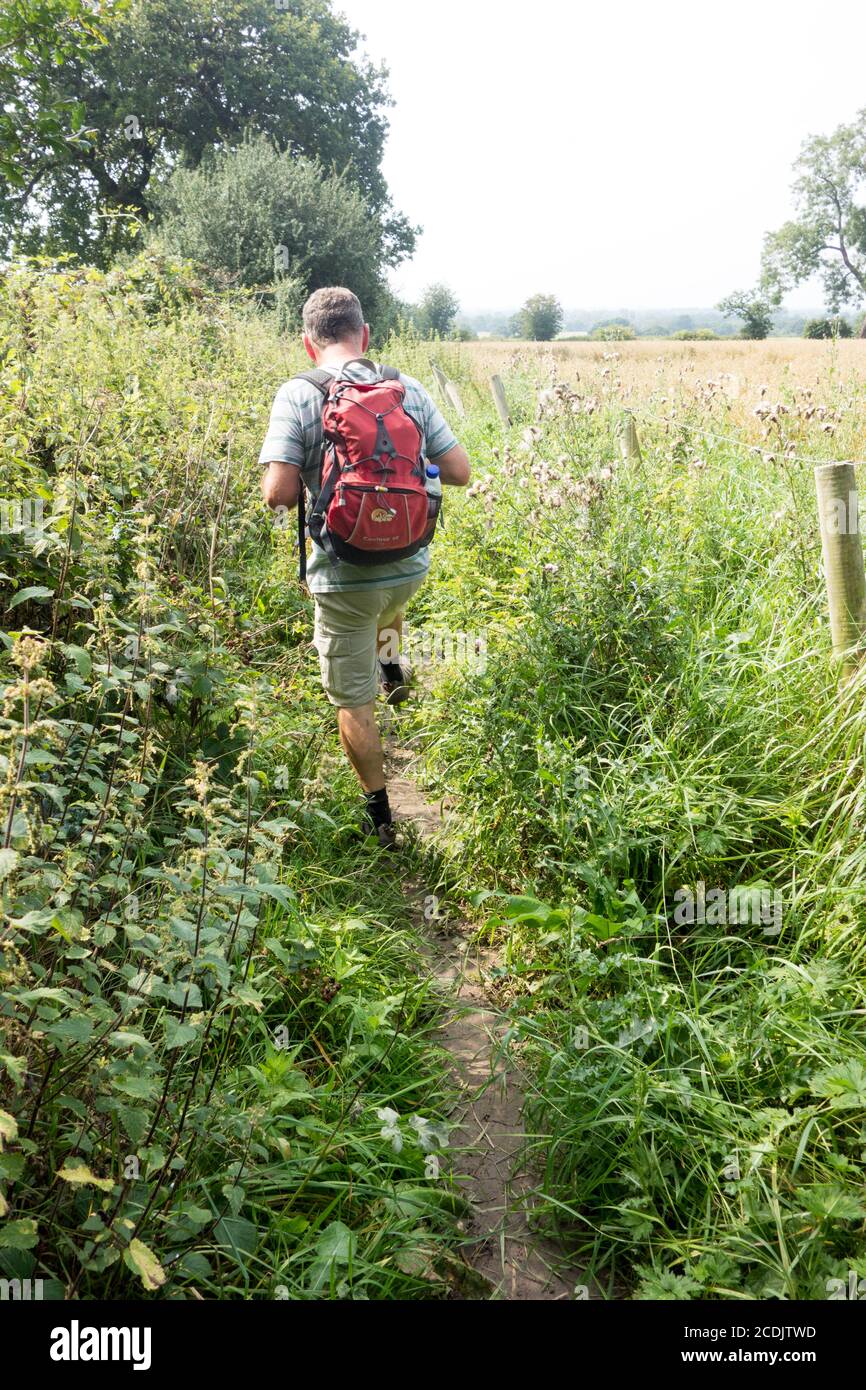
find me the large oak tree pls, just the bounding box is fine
[2,0,415,267]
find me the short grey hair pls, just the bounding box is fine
[302,286,365,346]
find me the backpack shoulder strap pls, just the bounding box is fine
[379,365,400,381]
[291,370,332,586]
[293,368,333,396]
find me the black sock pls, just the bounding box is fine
[379,658,405,683]
[364,786,392,829]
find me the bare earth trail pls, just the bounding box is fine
[383,729,594,1301]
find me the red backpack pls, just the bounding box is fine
[294,357,441,580]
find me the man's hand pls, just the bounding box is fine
[434,442,471,486]
[261,461,301,509]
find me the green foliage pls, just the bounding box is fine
[1,0,415,269]
[0,0,124,187]
[406,347,866,1297]
[415,284,460,339]
[6,262,866,1302]
[670,327,718,340]
[518,294,563,341]
[716,289,777,339]
[591,323,636,341]
[803,316,853,339]
[762,108,866,316]
[0,258,459,1299]
[152,135,398,333]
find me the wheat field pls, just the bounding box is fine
[466,337,866,430]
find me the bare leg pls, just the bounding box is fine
[337,702,385,792]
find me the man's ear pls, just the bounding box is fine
[302,333,318,362]
[361,323,370,353]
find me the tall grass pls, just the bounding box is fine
[410,348,866,1298]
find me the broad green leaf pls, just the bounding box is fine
[8,585,54,608]
[63,644,92,678]
[0,1218,38,1249]
[164,1018,198,1049]
[307,1220,356,1292]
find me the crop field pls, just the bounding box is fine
[468,337,866,433]
[3,256,866,1303]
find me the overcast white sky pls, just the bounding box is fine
[335,0,866,313]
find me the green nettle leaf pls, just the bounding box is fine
[8,585,54,608]
[45,1016,94,1045]
[164,1018,198,1049]
[112,1073,159,1100]
[0,1218,39,1249]
[0,1153,25,1181]
[165,982,202,1009]
[108,1031,152,1051]
[123,1238,166,1292]
[57,1161,114,1192]
[117,1107,149,1145]
[213,1216,258,1259]
[62,643,92,677]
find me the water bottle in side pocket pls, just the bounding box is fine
[425,461,443,523]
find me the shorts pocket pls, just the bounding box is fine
[313,629,377,707]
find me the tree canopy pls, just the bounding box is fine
[716,290,777,340]
[519,294,563,341]
[1,0,415,267]
[416,283,460,338]
[0,0,123,187]
[761,109,866,336]
[803,316,853,340]
[153,136,399,332]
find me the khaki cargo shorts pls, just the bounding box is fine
[312,578,425,708]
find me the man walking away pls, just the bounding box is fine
[260,287,471,848]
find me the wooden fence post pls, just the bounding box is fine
[619,411,642,464]
[444,379,466,419]
[815,461,866,681]
[490,374,511,427]
[431,362,449,400]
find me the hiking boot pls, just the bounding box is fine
[373,821,399,851]
[350,819,399,851]
[378,659,410,706]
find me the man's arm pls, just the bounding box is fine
[434,442,471,486]
[261,461,301,510]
